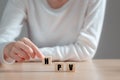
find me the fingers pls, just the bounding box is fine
[13,47,30,60]
[14,41,34,58]
[9,51,23,62]
[5,37,45,62]
[21,37,45,60]
[9,47,30,62]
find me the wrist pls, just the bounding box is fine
[3,42,16,63]
[3,51,15,63]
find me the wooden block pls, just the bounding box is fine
[54,62,64,72]
[42,56,52,65]
[66,62,76,72]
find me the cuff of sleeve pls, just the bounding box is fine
[39,48,59,61]
[0,42,15,64]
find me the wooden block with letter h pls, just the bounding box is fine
[42,56,52,65]
[42,56,76,72]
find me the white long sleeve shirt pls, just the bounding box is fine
[0,0,106,64]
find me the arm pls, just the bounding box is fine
[0,0,26,64]
[38,0,106,61]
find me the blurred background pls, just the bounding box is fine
[0,0,120,59]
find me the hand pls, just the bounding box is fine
[3,37,45,62]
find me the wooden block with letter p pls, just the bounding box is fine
[42,56,52,65]
[54,62,64,72]
[66,62,76,72]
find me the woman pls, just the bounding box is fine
[0,0,106,64]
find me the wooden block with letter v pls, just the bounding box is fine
[66,62,76,72]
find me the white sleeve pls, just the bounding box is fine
[39,0,106,61]
[0,0,26,64]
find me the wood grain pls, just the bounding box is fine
[0,59,120,80]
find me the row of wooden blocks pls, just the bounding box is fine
[42,56,76,72]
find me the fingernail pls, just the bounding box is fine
[31,53,34,58]
[27,56,30,60]
[33,54,35,58]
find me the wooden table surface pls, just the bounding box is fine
[0,59,120,80]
